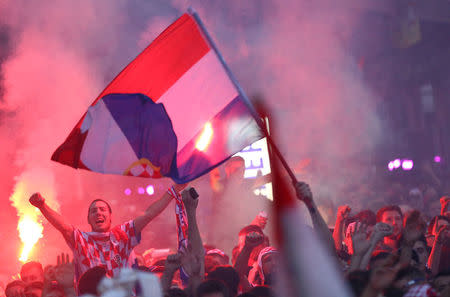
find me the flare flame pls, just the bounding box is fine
[18,216,43,262]
[9,170,58,263]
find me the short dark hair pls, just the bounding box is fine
[20,261,43,277]
[78,266,107,296]
[376,205,402,223]
[207,266,239,296]
[197,280,230,297]
[353,210,376,226]
[415,234,427,247]
[88,199,112,213]
[167,288,188,297]
[249,285,274,297]
[238,225,263,236]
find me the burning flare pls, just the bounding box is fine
[9,170,58,263]
[18,215,43,262]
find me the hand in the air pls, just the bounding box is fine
[29,193,45,208]
[54,253,74,289]
[441,196,450,216]
[181,187,199,214]
[336,205,351,222]
[294,181,313,202]
[244,232,265,249]
[371,223,394,243]
[351,223,371,256]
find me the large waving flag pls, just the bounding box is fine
[52,12,263,183]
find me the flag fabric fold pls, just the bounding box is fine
[52,13,263,183]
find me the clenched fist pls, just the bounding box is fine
[294,181,313,202]
[181,187,199,213]
[336,205,351,222]
[29,193,45,209]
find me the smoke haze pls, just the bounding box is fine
[0,0,385,279]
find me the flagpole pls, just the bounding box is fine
[188,7,298,185]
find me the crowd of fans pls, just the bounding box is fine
[2,170,450,297]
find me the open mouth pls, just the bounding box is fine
[95,218,105,224]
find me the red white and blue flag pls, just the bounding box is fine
[52,13,263,183]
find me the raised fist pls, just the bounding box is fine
[29,193,45,208]
[371,222,393,243]
[440,196,450,216]
[294,181,313,202]
[181,187,199,212]
[440,196,450,206]
[337,205,351,222]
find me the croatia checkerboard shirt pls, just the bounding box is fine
[70,220,141,282]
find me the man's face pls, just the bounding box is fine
[434,275,450,295]
[205,254,228,273]
[21,267,44,284]
[381,210,402,237]
[412,241,429,270]
[261,253,278,277]
[88,201,112,232]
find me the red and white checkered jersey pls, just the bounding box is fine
[70,220,141,282]
[404,284,438,297]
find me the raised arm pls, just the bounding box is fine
[134,183,187,235]
[294,182,335,252]
[182,187,203,258]
[440,196,450,216]
[333,205,351,251]
[181,188,205,296]
[358,223,393,270]
[428,226,449,275]
[161,253,182,294]
[234,232,264,291]
[29,193,74,247]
